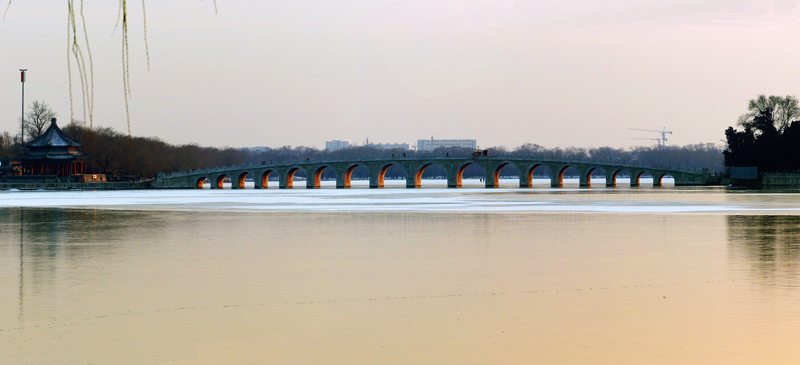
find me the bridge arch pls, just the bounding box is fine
[523,164,553,187]
[491,162,520,188]
[556,166,568,187]
[413,162,447,188]
[607,169,628,187]
[654,172,675,187]
[213,174,230,189]
[195,176,209,189]
[633,171,655,187]
[586,167,608,188]
[554,165,581,188]
[309,165,337,189]
[339,163,369,188]
[234,171,254,189]
[376,162,407,188]
[259,169,277,189]
[282,166,307,189]
[454,162,487,188]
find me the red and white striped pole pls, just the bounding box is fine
[20,69,27,149]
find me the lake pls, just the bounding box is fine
[2,181,800,364]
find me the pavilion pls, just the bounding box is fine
[2,118,87,176]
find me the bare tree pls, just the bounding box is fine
[737,95,800,134]
[21,101,57,141]
[0,131,15,158]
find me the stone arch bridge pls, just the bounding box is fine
[156,155,710,189]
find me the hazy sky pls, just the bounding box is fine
[3,1,800,150]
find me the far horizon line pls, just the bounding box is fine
[10,121,724,152]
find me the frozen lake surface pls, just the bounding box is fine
[1,179,798,214]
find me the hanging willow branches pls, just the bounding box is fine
[117,0,133,137]
[67,0,94,130]
[6,0,217,138]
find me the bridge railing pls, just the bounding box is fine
[159,153,704,179]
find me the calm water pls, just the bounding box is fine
[2,185,800,364]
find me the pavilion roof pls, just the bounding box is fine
[25,118,83,148]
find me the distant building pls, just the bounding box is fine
[371,143,409,151]
[416,138,476,152]
[326,140,351,151]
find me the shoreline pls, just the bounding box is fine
[0,181,152,190]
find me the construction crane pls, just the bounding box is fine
[628,127,672,146]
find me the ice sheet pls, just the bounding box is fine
[0,179,798,214]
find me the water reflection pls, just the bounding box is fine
[2,207,168,260]
[5,205,800,363]
[0,208,169,325]
[727,215,800,284]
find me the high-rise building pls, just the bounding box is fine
[416,138,476,152]
[325,140,351,151]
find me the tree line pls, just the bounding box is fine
[724,95,800,172]
[1,100,724,180]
